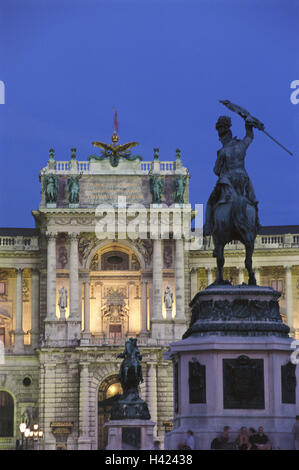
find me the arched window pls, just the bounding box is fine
[0,391,14,437]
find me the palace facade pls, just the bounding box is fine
[0,144,298,449]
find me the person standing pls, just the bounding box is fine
[185,430,195,450]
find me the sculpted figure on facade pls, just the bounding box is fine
[43,174,59,204]
[67,175,81,204]
[149,174,165,204]
[164,285,173,310]
[174,174,187,204]
[58,286,68,317]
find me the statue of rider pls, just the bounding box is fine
[203,115,260,236]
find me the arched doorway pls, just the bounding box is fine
[98,375,123,449]
[0,391,14,437]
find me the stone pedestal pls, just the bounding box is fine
[104,420,156,450]
[44,319,81,347]
[164,285,299,450]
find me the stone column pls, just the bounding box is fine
[31,269,40,349]
[238,267,244,285]
[140,280,148,337]
[190,268,198,298]
[78,363,91,449]
[46,233,57,320]
[84,281,90,334]
[69,233,79,319]
[147,362,158,436]
[14,267,24,352]
[255,267,261,286]
[175,239,185,320]
[206,267,213,286]
[285,265,294,332]
[43,363,56,450]
[152,239,163,320]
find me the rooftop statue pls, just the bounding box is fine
[149,173,165,204]
[43,174,59,204]
[67,174,81,204]
[88,110,143,167]
[174,174,187,204]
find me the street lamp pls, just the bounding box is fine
[19,422,27,449]
[32,424,43,450]
[24,428,30,450]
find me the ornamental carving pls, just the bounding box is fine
[78,234,98,265]
[131,238,153,266]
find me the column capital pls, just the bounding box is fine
[15,267,24,274]
[31,267,41,276]
[284,265,293,272]
[46,232,57,241]
[70,232,80,242]
[190,267,198,274]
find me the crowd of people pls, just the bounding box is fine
[211,426,271,450]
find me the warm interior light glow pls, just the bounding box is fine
[38,431,43,437]
[24,429,30,438]
[29,431,33,437]
[106,382,122,399]
[33,424,38,430]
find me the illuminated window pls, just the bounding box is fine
[0,391,14,437]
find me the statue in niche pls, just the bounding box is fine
[174,174,187,204]
[164,285,173,310]
[58,286,68,318]
[67,174,82,204]
[43,174,59,204]
[149,173,165,204]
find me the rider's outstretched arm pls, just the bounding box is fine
[242,121,254,150]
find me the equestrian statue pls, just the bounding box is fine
[203,100,293,286]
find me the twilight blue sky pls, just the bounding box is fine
[0,0,298,228]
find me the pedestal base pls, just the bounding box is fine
[44,319,81,347]
[13,331,24,353]
[104,420,156,450]
[151,319,186,342]
[164,285,299,450]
